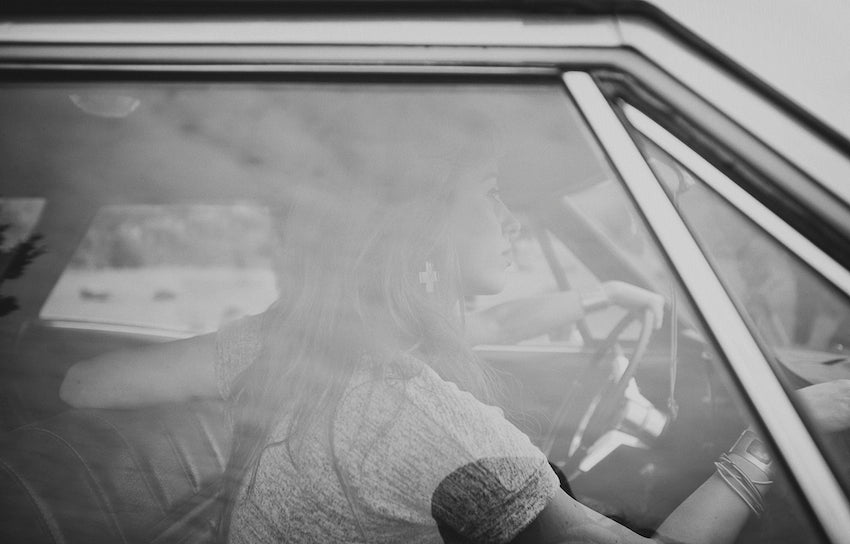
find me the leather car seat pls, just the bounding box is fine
[0,400,231,544]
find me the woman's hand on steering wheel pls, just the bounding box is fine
[600,281,665,330]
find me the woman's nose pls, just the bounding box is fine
[501,205,521,240]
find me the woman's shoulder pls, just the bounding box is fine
[217,312,264,349]
[335,351,558,541]
[342,351,541,460]
[346,350,473,411]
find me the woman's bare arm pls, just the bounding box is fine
[59,333,220,408]
[514,472,764,544]
[467,281,664,347]
[465,291,586,346]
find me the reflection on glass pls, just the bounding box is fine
[0,82,828,543]
[41,204,276,334]
[0,198,47,317]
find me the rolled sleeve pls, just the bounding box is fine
[335,364,558,543]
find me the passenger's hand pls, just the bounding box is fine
[796,379,850,433]
[601,280,665,330]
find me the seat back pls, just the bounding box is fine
[0,401,231,544]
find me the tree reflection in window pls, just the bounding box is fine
[0,199,46,317]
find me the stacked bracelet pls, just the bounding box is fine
[715,429,774,517]
[715,453,767,516]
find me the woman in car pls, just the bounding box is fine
[60,117,837,544]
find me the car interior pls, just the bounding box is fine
[0,77,836,543]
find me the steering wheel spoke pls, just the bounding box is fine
[546,309,661,475]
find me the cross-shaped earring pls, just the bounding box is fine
[419,261,439,293]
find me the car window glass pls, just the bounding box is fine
[40,204,277,335]
[0,80,825,542]
[0,199,45,252]
[0,198,46,317]
[625,118,850,496]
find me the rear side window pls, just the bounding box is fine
[40,204,276,334]
[0,198,46,317]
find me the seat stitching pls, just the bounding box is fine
[84,411,169,513]
[0,455,63,544]
[164,427,200,491]
[24,427,130,544]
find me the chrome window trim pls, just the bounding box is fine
[0,42,616,70]
[564,70,850,543]
[621,102,850,300]
[0,16,620,70]
[0,16,621,47]
[0,63,562,75]
[618,16,850,208]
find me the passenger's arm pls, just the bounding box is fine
[59,333,219,408]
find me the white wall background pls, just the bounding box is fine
[652,0,850,141]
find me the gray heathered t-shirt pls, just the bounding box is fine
[216,315,558,544]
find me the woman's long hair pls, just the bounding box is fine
[217,108,501,539]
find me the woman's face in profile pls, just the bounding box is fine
[449,157,520,296]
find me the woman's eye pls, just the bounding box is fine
[487,187,502,201]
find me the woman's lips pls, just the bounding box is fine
[502,248,515,270]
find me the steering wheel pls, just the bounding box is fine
[544,308,657,477]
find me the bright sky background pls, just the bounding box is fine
[652,0,850,141]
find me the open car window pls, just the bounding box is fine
[0,77,829,542]
[40,204,277,336]
[619,102,850,495]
